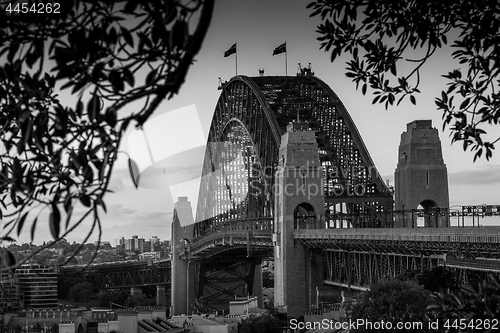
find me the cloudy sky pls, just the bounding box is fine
[15,0,500,245]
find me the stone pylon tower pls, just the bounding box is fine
[274,120,325,317]
[171,197,196,315]
[395,120,449,227]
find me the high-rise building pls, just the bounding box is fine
[0,270,23,311]
[143,241,152,253]
[16,264,57,308]
[135,237,145,253]
[125,238,135,251]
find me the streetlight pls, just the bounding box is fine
[475,204,487,227]
[449,205,462,227]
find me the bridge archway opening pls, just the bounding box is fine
[417,200,438,227]
[294,203,316,229]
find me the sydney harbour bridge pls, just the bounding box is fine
[168,68,500,317]
[63,69,500,317]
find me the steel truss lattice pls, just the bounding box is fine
[193,75,393,250]
[324,250,442,289]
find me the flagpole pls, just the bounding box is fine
[235,43,238,75]
[285,42,288,76]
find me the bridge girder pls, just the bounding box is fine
[324,250,444,289]
[60,261,170,289]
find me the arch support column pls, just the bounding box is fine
[274,121,325,317]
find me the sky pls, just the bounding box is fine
[12,0,500,245]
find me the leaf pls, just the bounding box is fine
[353,47,358,60]
[121,27,134,47]
[441,91,448,103]
[410,95,416,105]
[145,69,157,85]
[390,62,397,76]
[96,196,107,213]
[8,42,20,62]
[64,195,72,214]
[120,117,132,133]
[460,98,470,110]
[12,157,22,180]
[122,68,134,88]
[80,195,91,207]
[128,158,140,188]
[171,20,188,49]
[71,78,88,94]
[1,236,16,243]
[49,202,61,239]
[16,117,33,154]
[30,216,38,241]
[474,148,483,162]
[109,70,124,93]
[17,212,28,236]
[99,151,111,181]
[4,250,16,269]
[124,0,139,13]
[87,92,100,122]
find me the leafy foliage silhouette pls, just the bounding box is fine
[308,0,500,160]
[427,274,500,333]
[0,0,214,268]
[350,279,432,332]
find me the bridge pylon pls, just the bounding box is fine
[395,120,449,227]
[274,120,325,317]
[171,197,196,315]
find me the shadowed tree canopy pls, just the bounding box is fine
[350,279,431,333]
[239,314,283,333]
[308,0,500,161]
[68,281,94,302]
[428,274,500,332]
[0,0,214,268]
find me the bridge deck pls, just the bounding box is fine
[295,226,500,242]
[294,226,500,258]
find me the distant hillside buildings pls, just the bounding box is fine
[116,235,166,254]
[1,235,171,315]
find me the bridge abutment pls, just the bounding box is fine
[156,285,167,306]
[252,263,264,309]
[274,121,326,317]
[171,197,196,315]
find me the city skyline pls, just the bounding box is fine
[11,0,500,245]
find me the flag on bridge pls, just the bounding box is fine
[273,42,286,56]
[273,42,288,75]
[224,43,236,57]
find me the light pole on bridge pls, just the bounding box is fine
[449,205,462,227]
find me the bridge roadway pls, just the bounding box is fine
[59,227,500,290]
[294,226,500,259]
[59,259,170,289]
[190,225,500,260]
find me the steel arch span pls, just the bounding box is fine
[176,74,393,313]
[194,74,393,246]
